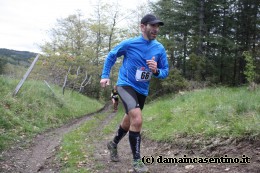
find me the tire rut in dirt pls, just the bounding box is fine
[0,104,110,173]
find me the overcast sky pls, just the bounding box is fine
[0,0,148,53]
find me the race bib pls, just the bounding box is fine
[135,67,152,82]
[113,95,118,99]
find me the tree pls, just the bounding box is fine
[39,11,95,94]
[153,0,260,86]
[243,51,256,90]
[38,1,130,99]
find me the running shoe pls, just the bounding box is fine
[107,141,119,162]
[133,159,149,173]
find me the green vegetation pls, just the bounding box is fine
[143,87,260,142]
[102,106,125,135]
[0,48,36,74]
[59,118,97,173]
[58,106,124,173]
[0,76,103,151]
[58,112,109,173]
[56,86,259,172]
[1,76,259,172]
[0,48,36,59]
[243,51,257,91]
[154,0,260,85]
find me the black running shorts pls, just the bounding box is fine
[117,86,146,114]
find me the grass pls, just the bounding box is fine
[1,75,259,171]
[57,87,260,173]
[102,105,125,135]
[58,111,114,173]
[48,87,259,171]
[0,76,103,151]
[58,118,97,173]
[142,87,260,142]
[58,105,124,173]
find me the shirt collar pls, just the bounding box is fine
[140,34,155,43]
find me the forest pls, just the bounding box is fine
[0,48,37,74]
[155,0,259,86]
[1,0,259,100]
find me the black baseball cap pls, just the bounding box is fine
[141,14,164,26]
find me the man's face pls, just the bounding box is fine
[141,23,160,40]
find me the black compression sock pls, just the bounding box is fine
[129,131,141,160]
[113,125,128,144]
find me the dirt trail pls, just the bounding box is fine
[0,105,108,173]
[0,103,259,173]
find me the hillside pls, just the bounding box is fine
[0,48,38,71]
[0,76,259,172]
[0,76,103,151]
[0,48,37,59]
[0,90,259,173]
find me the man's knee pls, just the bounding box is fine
[129,108,142,127]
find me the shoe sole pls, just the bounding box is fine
[133,170,149,173]
[133,166,149,173]
[127,169,148,173]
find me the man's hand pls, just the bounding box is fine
[146,56,158,74]
[100,78,110,88]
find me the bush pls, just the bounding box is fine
[161,68,189,93]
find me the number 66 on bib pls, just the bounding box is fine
[135,67,152,82]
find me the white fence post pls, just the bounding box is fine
[12,54,40,96]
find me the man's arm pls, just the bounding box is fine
[100,40,128,87]
[153,50,169,79]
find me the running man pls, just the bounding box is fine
[111,86,119,111]
[100,14,169,173]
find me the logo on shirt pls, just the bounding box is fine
[140,67,145,71]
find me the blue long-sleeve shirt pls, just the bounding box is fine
[101,35,169,96]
